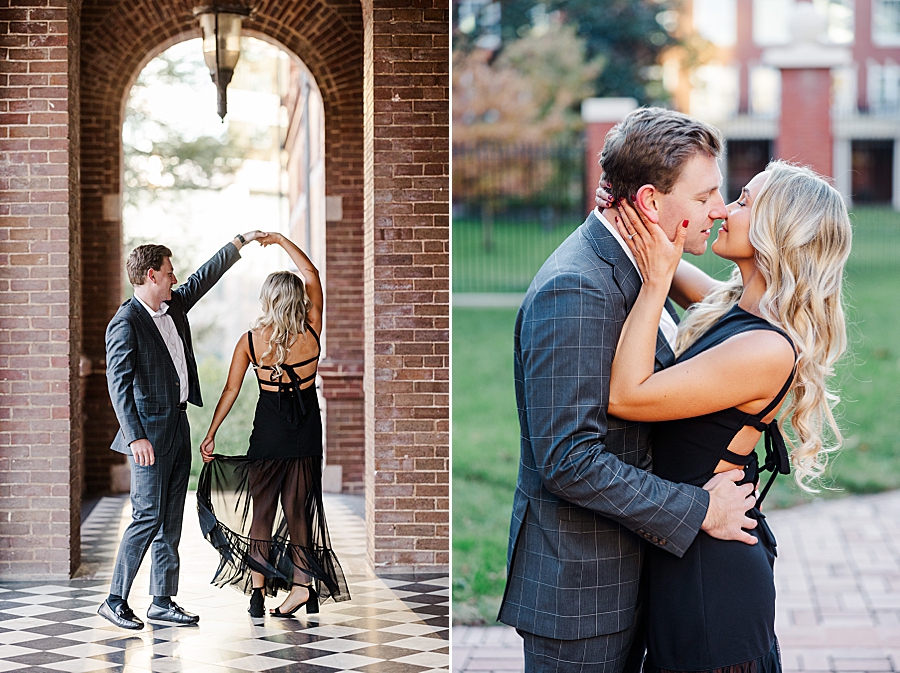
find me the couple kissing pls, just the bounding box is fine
[500,107,851,673]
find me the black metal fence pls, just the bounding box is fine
[453,139,586,293]
[453,139,900,294]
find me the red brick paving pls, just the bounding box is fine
[453,490,900,672]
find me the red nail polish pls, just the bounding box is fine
[630,194,636,201]
[682,219,689,228]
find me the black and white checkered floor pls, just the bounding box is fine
[0,494,449,672]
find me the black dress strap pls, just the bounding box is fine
[248,328,320,370]
[247,331,258,366]
[288,326,322,369]
[740,329,797,508]
[280,365,308,417]
[746,363,797,509]
[755,363,797,421]
[720,449,754,466]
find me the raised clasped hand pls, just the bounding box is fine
[613,197,686,288]
[241,230,267,244]
[256,232,282,248]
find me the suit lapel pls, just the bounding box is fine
[128,297,177,372]
[655,299,678,369]
[585,211,676,370]
[583,211,641,310]
[664,297,680,325]
[654,330,675,370]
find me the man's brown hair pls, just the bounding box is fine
[599,107,723,202]
[127,244,172,286]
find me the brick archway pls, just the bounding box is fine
[0,0,447,577]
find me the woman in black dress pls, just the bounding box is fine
[607,161,851,671]
[197,233,348,618]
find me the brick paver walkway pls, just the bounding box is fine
[453,489,900,673]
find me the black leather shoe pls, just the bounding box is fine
[98,600,144,630]
[146,601,199,625]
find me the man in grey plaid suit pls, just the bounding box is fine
[98,232,264,630]
[498,108,759,671]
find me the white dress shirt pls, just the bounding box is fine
[135,294,189,404]
[594,207,679,347]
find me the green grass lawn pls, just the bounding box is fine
[451,207,900,624]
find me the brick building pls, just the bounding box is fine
[667,0,900,206]
[0,0,449,578]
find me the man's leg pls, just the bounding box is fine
[148,412,191,598]
[519,625,638,673]
[109,451,175,599]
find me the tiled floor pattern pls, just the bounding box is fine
[453,490,900,673]
[0,493,448,672]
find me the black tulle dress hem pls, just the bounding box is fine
[197,454,350,604]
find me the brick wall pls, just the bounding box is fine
[365,0,450,573]
[0,0,82,578]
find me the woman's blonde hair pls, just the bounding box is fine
[250,271,311,375]
[674,160,852,490]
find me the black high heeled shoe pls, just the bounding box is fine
[270,584,318,617]
[248,587,265,618]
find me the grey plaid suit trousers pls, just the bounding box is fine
[111,411,191,597]
[498,213,710,670]
[107,243,240,599]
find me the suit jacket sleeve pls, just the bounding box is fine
[105,317,145,447]
[175,242,242,313]
[520,271,709,558]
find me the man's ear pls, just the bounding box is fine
[634,185,660,223]
[146,268,157,285]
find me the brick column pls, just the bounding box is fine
[581,98,636,213]
[776,69,833,176]
[364,0,449,573]
[763,1,851,179]
[0,0,82,578]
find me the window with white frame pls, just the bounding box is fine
[750,66,781,117]
[814,0,854,44]
[754,0,854,45]
[868,60,900,112]
[831,66,857,115]
[693,0,737,48]
[689,65,740,121]
[754,0,792,46]
[874,0,900,46]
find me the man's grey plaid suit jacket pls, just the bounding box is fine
[498,212,710,641]
[106,242,241,456]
